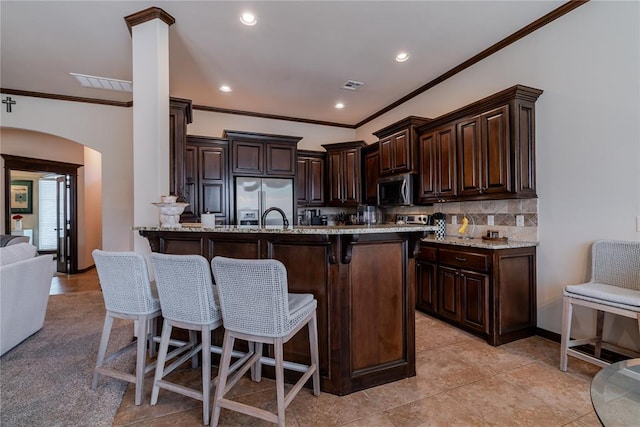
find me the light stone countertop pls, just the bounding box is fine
[420,235,538,249]
[133,224,438,235]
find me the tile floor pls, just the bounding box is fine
[57,269,603,426]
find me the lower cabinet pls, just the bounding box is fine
[416,242,536,345]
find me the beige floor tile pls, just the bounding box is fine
[415,347,494,391]
[288,389,379,426]
[340,413,396,427]
[563,410,602,427]
[498,361,594,419]
[384,393,486,426]
[363,375,444,411]
[443,337,536,374]
[447,376,577,425]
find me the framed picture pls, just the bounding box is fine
[11,180,33,214]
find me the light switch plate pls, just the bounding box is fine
[451,215,457,225]
[487,215,494,226]
[516,215,525,227]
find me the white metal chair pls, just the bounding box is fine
[560,240,640,371]
[150,253,250,425]
[91,250,161,406]
[210,256,320,427]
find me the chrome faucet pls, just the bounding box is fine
[261,207,289,228]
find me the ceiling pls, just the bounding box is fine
[1,1,568,127]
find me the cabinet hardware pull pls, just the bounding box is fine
[455,257,467,261]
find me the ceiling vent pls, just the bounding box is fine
[341,80,364,91]
[70,72,133,92]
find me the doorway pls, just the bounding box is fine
[2,154,81,273]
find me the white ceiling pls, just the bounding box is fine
[1,1,567,126]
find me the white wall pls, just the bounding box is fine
[0,96,134,252]
[356,1,640,344]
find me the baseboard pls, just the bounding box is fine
[76,264,96,274]
[535,327,629,363]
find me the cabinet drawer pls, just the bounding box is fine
[417,245,437,262]
[439,249,489,272]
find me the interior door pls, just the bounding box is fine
[56,176,69,273]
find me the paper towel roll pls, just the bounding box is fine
[201,213,216,228]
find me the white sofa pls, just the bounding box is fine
[0,243,55,356]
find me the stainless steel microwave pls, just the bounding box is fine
[377,173,414,207]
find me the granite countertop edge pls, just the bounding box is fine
[132,224,438,235]
[420,236,538,249]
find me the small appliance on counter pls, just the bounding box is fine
[357,205,381,225]
[395,214,432,225]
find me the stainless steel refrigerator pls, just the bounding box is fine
[235,177,294,226]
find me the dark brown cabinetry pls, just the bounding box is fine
[224,130,302,177]
[296,150,325,207]
[184,136,229,224]
[374,116,430,176]
[362,142,380,205]
[416,242,536,345]
[322,141,366,207]
[417,85,542,203]
[169,98,193,201]
[418,124,457,203]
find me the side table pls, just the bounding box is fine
[590,358,640,425]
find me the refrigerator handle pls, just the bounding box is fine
[259,190,264,227]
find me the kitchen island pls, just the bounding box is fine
[136,224,434,395]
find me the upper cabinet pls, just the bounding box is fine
[322,141,366,207]
[184,136,229,224]
[362,142,380,205]
[224,130,302,177]
[373,116,430,176]
[169,98,193,201]
[297,150,325,207]
[417,85,542,204]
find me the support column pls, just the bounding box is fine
[125,8,175,253]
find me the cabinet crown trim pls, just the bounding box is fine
[322,140,367,151]
[417,84,543,133]
[223,129,302,144]
[373,116,431,138]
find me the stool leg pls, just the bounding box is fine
[134,315,149,405]
[190,330,199,368]
[274,337,286,427]
[148,317,158,358]
[211,331,235,427]
[151,320,173,405]
[201,326,212,425]
[308,312,320,396]
[560,296,572,371]
[250,342,263,382]
[595,310,604,358]
[92,313,114,389]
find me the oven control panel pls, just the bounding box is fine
[396,214,432,225]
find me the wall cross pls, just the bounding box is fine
[2,96,17,113]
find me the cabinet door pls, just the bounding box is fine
[459,270,489,334]
[363,149,380,204]
[391,130,410,172]
[200,146,227,218]
[266,143,296,176]
[308,156,325,206]
[296,158,309,205]
[438,266,459,322]
[418,131,436,201]
[342,148,361,205]
[416,261,437,315]
[232,140,264,175]
[326,151,343,204]
[436,125,457,199]
[379,137,393,175]
[183,145,198,217]
[481,106,510,194]
[457,117,482,197]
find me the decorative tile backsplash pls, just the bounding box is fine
[297,199,538,242]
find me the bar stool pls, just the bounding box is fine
[210,256,320,427]
[150,253,251,425]
[91,250,161,406]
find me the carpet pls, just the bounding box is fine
[0,291,134,426]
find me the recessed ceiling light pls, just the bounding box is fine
[395,52,410,62]
[219,85,232,93]
[335,102,345,109]
[240,11,257,26]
